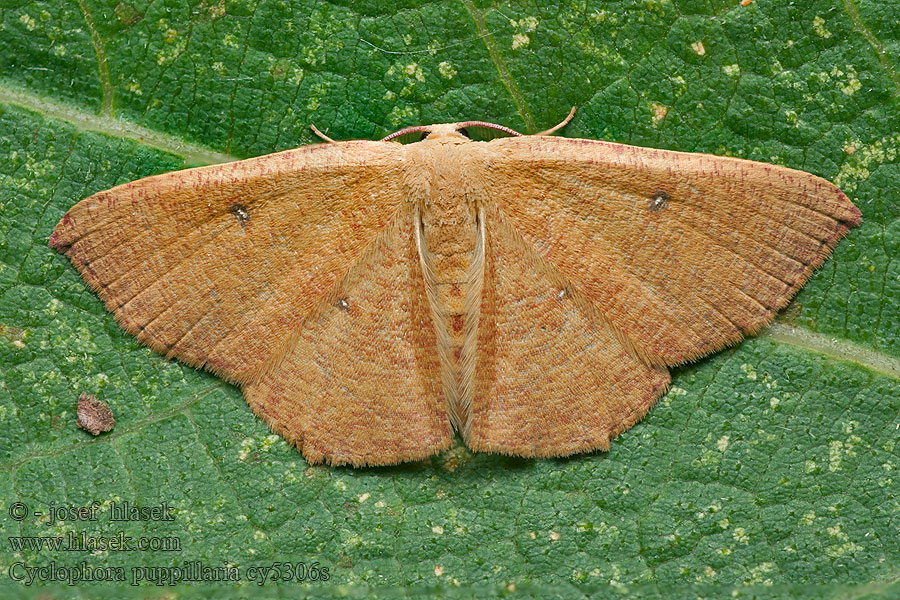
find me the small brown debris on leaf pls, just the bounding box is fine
[76,393,115,435]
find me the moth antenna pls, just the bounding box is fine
[310,124,337,144]
[535,106,577,136]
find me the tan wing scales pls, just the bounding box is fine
[50,142,405,382]
[484,136,861,366]
[464,207,671,456]
[243,207,452,467]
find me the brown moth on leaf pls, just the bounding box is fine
[49,108,861,467]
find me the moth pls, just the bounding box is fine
[49,109,861,467]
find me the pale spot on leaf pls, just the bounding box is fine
[740,363,757,380]
[723,64,740,77]
[650,103,668,125]
[813,15,832,39]
[403,63,425,82]
[746,561,774,584]
[716,435,729,451]
[438,61,457,79]
[831,66,861,95]
[19,14,37,31]
[388,105,417,127]
[237,437,255,461]
[834,134,900,191]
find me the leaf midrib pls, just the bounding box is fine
[0,84,238,165]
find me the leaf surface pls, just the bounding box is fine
[1,0,899,597]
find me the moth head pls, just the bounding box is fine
[380,121,523,145]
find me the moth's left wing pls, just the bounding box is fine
[482,136,861,366]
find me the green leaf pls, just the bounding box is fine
[1,0,899,597]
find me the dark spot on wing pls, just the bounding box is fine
[229,203,251,227]
[649,190,670,212]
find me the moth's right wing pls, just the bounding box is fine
[463,208,670,457]
[244,207,451,467]
[49,141,407,383]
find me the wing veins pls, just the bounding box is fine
[565,207,747,343]
[662,205,800,301]
[248,206,410,384]
[688,196,842,267]
[118,220,235,320]
[99,214,234,306]
[513,137,851,223]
